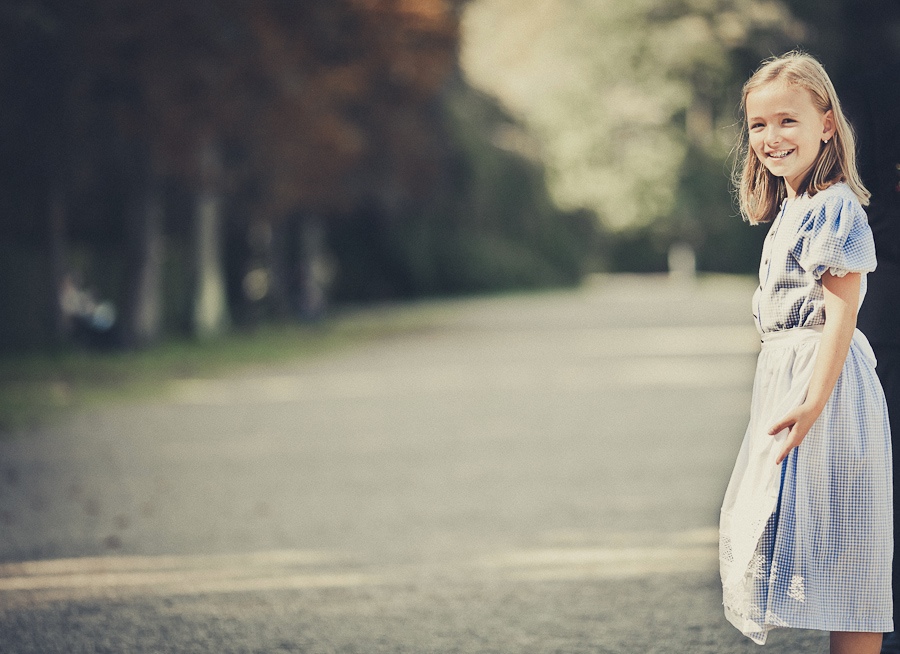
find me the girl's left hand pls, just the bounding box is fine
[768,402,821,465]
[767,271,859,467]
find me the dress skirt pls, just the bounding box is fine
[720,326,893,644]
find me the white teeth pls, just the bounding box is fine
[768,150,793,159]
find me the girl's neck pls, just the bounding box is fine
[785,181,803,200]
[783,178,809,201]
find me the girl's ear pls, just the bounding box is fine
[822,109,836,142]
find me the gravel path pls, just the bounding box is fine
[0,275,829,652]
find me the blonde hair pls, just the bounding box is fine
[735,51,870,224]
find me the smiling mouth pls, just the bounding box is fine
[767,149,794,159]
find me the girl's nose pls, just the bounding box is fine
[764,126,781,145]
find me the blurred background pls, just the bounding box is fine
[0,5,897,649]
[0,0,897,353]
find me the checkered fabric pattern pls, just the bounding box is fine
[721,182,893,644]
[752,183,877,335]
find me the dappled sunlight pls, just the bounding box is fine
[0,529,719,607]
[0,549,380,607]
[480,546,717,582]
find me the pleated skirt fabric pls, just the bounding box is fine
[720,326,893,644]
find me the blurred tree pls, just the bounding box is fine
[238,0,586,305]
[462,0,798,228]
[238,0,460,312]
[0,1,79,348]
[461,0,806,271]
[1,0,590,351]
[80,0,254,343]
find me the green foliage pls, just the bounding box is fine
[597,144,768,274]
[461,0,803,273]
[602,227,670,274]
[671,144,769,274]
[329,79,594,300]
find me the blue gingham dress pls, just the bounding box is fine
[719,182,893,644]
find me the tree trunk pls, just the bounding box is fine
[48,185,70,345]
[267,218,292,319]
[191,138,230,338]
[120,158,165,349]
[295,213,330,321]
[131,185,165,346]
[269,213,332,322]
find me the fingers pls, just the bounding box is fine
[776,442,792,465]
[775,423,805,465]
[768,416,793,436]
[768,405,815,465]
[769,416,793,465]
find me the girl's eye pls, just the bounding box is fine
[749,122,763,130]
[782,118,795,124]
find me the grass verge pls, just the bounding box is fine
[0,302,446,436]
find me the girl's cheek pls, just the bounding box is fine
[749,139,763,158]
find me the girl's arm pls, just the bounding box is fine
[768,271,861,464]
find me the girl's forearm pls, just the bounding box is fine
[805,308,856,411]
[804,272,861,412]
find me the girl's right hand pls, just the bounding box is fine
[770,272,861,466]
[769,402,822,465]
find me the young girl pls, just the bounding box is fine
[719,51,893,653]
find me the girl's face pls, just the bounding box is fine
[745,81,835,198]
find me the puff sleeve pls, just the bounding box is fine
[791,192,877,279]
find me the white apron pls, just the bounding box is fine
[719,325,880,641]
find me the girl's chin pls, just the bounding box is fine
[763,162,798,179]
[759,157,787,174]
